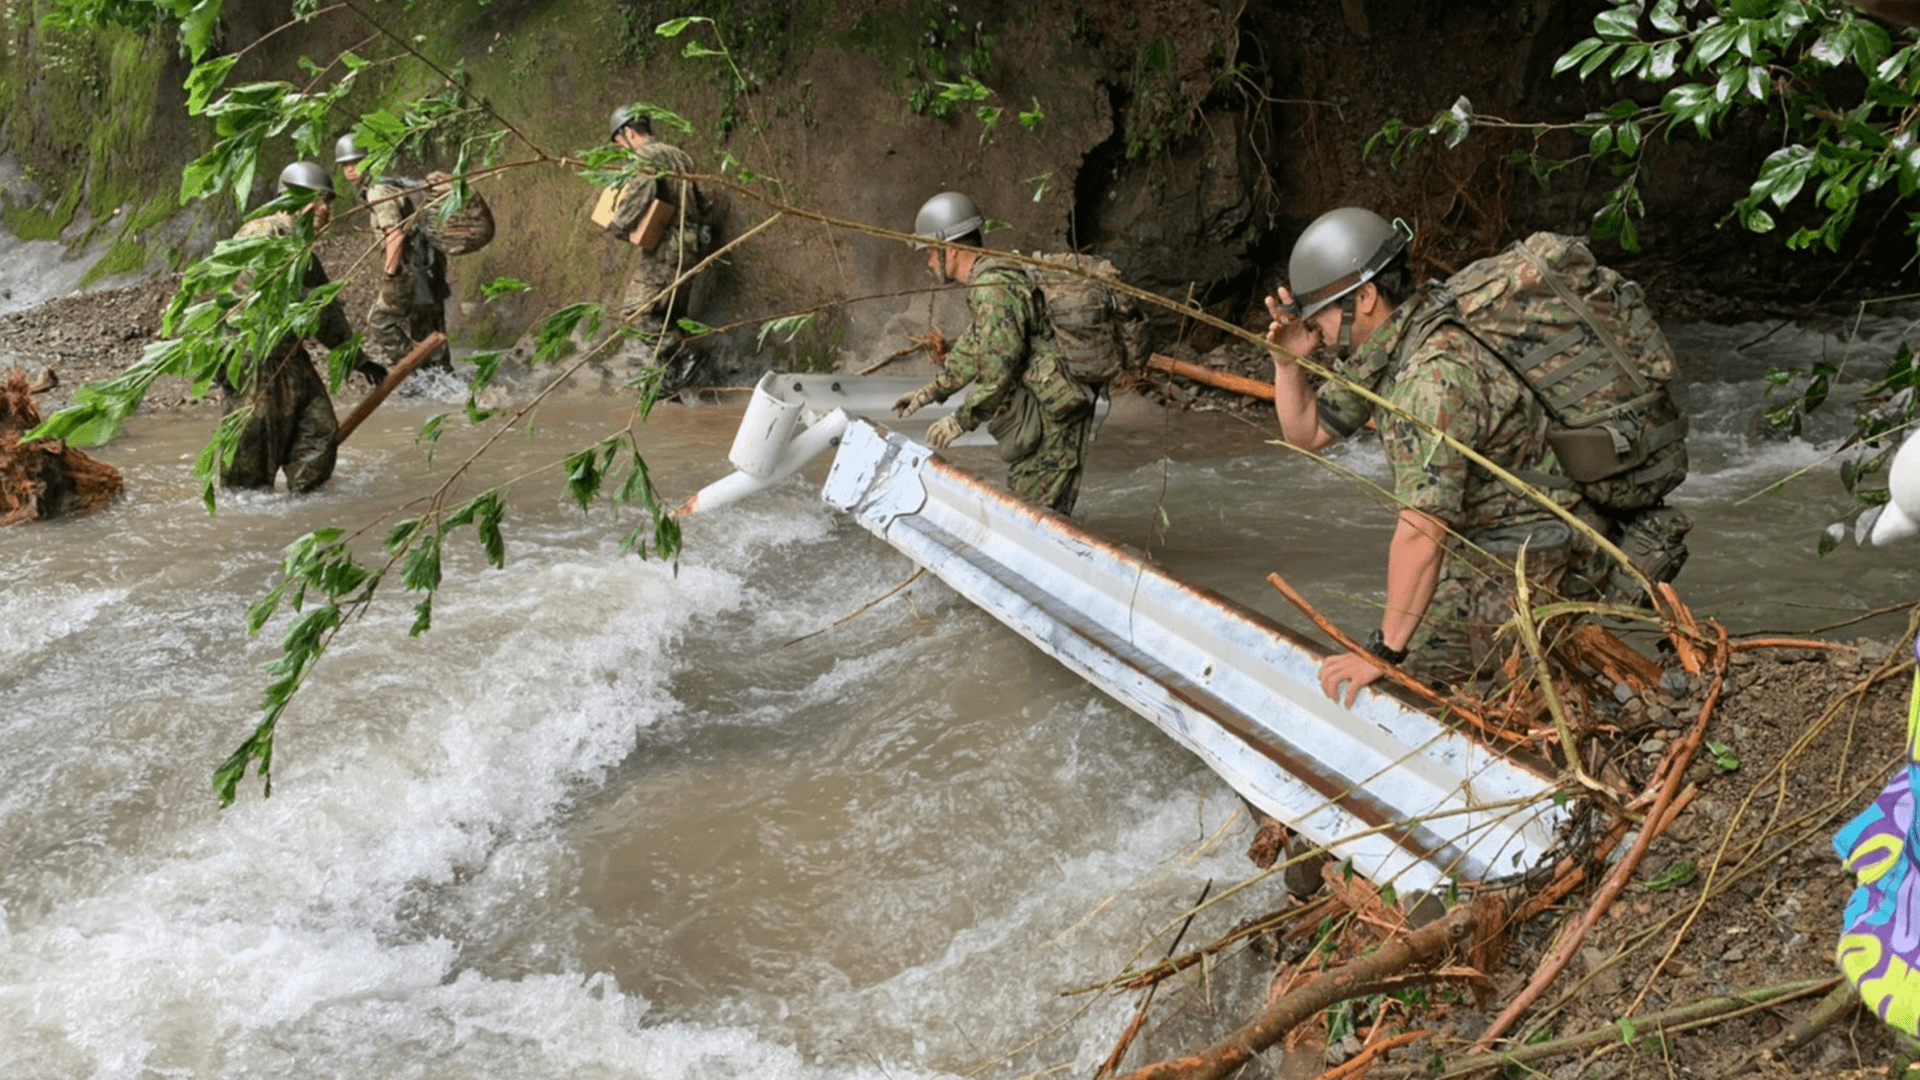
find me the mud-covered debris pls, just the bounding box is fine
[0,366,122,523]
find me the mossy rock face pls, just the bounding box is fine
[0,2,194,282]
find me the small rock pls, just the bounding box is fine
[1640,737,1667,755]
[1613,681,1636,704]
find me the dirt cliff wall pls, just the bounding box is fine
[0,0,1891,382]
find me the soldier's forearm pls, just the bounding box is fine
[383,228,405,275]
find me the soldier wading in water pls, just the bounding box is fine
[219,161,357,494]
[335,133,452,379]
[892,191,1097,516]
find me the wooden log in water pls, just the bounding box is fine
[1146,353,1275,401]
[335,332,448,445]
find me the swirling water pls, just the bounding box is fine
[2,311,1913,1078]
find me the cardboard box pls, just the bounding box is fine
[591,184,673,249]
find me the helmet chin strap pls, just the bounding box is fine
[1334,293,1358,356]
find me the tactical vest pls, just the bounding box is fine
[1406,232,1688,516]
[1020,252,1146,386]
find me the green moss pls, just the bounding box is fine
[2,181,82,240]
[79,235,149,285]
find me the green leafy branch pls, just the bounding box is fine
[1373,1,1920,256]
[32,0,729,802]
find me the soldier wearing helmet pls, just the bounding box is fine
[334,133,452,378]
[892,191,1095,515]
[600,105,711,387]
[1265,208,1598,703]
[217,161,358,492]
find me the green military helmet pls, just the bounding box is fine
[334,133,367,165]
[1288,207,1413,319]
[911,191,984,249]
[609,105,651,141]
[277,160,335,198]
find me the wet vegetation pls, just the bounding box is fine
[7,1,1920,1075]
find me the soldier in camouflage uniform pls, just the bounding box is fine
[892,192,1095,516]
[604,106,709,380]
[221,161,356,493]
[335,134,451,377]
[1265,207,1602,702]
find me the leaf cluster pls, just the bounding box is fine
[28,1,760,803]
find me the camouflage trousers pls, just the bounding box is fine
[1006,406,1092,516]
[221,338,337,494]
[619,226,702,350]
[1407,515,1606,688]
[365,276,449,375]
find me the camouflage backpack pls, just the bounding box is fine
[1021,252,1147,385]
[392,172,495,256]
[1414,232,1688,516]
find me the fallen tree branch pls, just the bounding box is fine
[1147,353,1275,401]
[335,331,447,445]
[1114,900,1485,1080]
[1471,623,1727,1053]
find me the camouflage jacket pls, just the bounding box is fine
[608,139,705,240]
[931,259,1073,431]
[359,178,449,296]
[1316,289,1578,533]
[232,211,352,351]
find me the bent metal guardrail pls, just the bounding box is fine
[820,420,1567,892]
[685,374,1569,891]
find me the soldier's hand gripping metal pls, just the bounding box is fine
[893,383,939,418]
[924,415,964,450]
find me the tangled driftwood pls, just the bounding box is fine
[1083,576,1905,1080]
[0,366,122,523]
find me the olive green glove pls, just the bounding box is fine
[893,382,940,418]
[925,415,965,450]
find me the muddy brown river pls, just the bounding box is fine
[2,313,1915,1078]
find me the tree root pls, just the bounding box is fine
[1112,900,1488,1080]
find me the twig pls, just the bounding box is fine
[1096,881,1213,1079]
[1265,570,1515,747]
[781,569,924,648]
[1312,1029,1432,1080]
[859,329,945,375]
[1114,901,1485,1080]
[1421,978,1835,1077]
[1655,583,1705,675]
[1511,547,1613,799]
[1727,636,1851,653]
